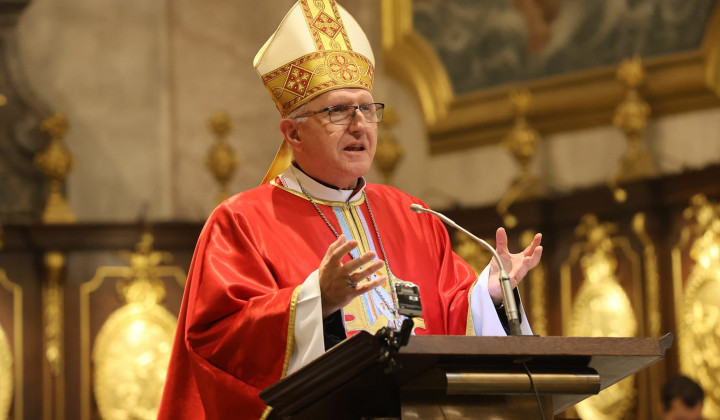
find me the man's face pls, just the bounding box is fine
[661,398,703,420]
[290,88,377,189]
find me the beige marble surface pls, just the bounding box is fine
[15,0,720,222]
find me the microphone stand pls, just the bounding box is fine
[410,204,522,336]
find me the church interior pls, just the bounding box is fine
[0,0,719,418]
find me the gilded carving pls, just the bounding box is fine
[205,112,239,207]
[43,251,65,376]
[675,194,720,419]
[0,266,22,420]
[35,113,76,224]
[497,89,544,228]
[0,325,12,420]
[375,106,404,185]
[82,230,185,420]
[632,213,661,337]
[632,212,663,419]
[563,214,637,420]
[609,57,657,202]
[452,231,492,277]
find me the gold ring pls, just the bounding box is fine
[345,276,356,289]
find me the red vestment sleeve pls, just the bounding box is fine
[158,194,299,419]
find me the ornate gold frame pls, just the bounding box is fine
[382,1,720,153]
[80,266,186,420]
[0,269,22,420]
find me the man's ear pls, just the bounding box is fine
[279,118,301,147]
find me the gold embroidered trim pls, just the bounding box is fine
[261,286,301,420]
[261,49,374,116]
[259,406,273,420]
[465,279,478,336]
[281,286,302,378]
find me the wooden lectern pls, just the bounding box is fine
[261,332,673,419]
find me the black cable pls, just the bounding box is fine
[522,361,546,420]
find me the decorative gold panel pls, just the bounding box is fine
[0,323,12,419]
[93,303,177,420]
[673,194,720,419]
[43,251,65,420]
[80,232,186,420]
[382,1,720,153]
[0,268,22,420]
[561,214,641,420]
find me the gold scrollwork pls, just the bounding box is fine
[562,214,638,420]
[674,194,720,419]
[81,230,186,420]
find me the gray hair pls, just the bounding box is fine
[287,103,309,121]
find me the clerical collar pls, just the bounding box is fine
[277,164,366,203]
[291,161,362,191]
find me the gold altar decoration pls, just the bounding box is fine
[521,229,547,336]
[206,112,239,207]
[632,212,664,419]
[452,231,492,277]
[0,325,11,420]
[375,106,404,185]
[562,214,638,420]
[0,257,22,420]
[497,89,544,228]
[609,56,657,203]
[382,1,720,154]
[673,194,720,419]
[35,113,76,224]
[80,230,186,420]
[0,227,12,420]
[43,251,65,420]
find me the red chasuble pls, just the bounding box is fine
[158,180,478,419]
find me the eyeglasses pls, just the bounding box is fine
[295,103,385,125]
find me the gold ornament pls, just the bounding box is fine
[610,57,657,202]
[374,106,404,185]
[0,325,11,420]
[565,214,637,420]
[35,113,76,223]
[89,229,181,420]
[205,112,239,207]
[497,89,544,229]
[676,194,720,419]
[452,231,493,276]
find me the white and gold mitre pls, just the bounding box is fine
[253,0,375,118]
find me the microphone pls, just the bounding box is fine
[410,203,522,336]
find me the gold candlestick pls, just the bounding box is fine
[35,113,76,223]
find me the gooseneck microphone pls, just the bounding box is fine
[410,203,522,336]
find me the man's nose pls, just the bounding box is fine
[348,108,368,130]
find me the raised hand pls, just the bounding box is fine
[487,228,543,306]
[319,235,386,318]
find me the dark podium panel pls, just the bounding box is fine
[261,332,673,419]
